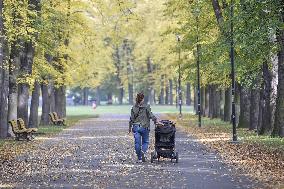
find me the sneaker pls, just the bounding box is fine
[141,152,147,162]
[136,160,142,163]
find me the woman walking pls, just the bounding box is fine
[129,93,157,163]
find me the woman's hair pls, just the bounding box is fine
[136,92,144,105]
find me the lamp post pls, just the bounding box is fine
[176,35,182,118]
[230,0,237,142]
[193,5,201,127]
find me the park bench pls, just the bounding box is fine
[49,112,66,126]
[9,119,34,141]
[17,118,38,133]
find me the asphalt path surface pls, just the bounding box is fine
[0,114,260,189]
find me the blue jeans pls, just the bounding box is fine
[132,124,150,160]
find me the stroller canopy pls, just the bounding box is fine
[155,124,176,134]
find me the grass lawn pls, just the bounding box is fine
[66,105,193,116]
[171,113,284,150]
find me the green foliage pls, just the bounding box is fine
[164,0,282,88]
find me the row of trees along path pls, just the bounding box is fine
[0,0,284,138]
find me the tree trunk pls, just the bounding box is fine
[194,86,198,114]
[153,89,157,104]
[17,83,29,124]
[128,82,133,105]
[107,92,112,104]
[17,42,34,125]
[186,83,191,105]
[96,87,101,105]
[238,86,251,128]
[125,40,134,105]
[250,88,260,130]
[49,82,55,112]
[209,85,213,118]
[273,17,284,137]
[165,81,169,105]
[148,87,155,105]
[235,83,241,125]
[40,82,50,125]
[55,86,66,118]
[146,57,155,105]
[119,87,124,105]
[259,62,272,134]
[0,0,9,138]
[83,87,89,105]
[220,90,225,119]
[211,0,223,26]
[29,81,40,128]
[201,87,205,116]
[8,44,21,136]
[169,79,173,105]
[212,86,220,118]
[0,60,8,138]
[270,46,279,134]
[224,87,232,122]
[159,75,165,105]
[204,86,209,117]
[176,80,178,108]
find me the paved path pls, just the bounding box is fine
[0,114,260,188]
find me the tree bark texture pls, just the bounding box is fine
[29,81,40,128]
[119,87,124,105]
[113,47,123,105]
[270,49,278,131]
[0,0,9,138]
[55,86,66,118]
[259,62,272,134]
[220,90,225,120]
[17,42,34,125]
[204,86,209,117]
[201,87,205,116]
[273,14,284,137]
[159,75,165,105]
[40,83,50,125]
[211,0,223,26]
[83,87,89,105]
[209,85,213,118]
[8,43,22,136]
[169,79,173,105]
[176,80,178,108]
[147,57,155,105]
[49,82,56,112]
[96,87,101,105]
[213,87,220,118]
[238,86,251,128]
[224,88,232,122]
[186,82,191,106]
[194,86,198,114]
[250,88,260,130]
[165,81,169,105]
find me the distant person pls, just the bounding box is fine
[129,92,157,163]
[92,100,97,110]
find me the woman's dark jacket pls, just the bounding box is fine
[129,104,157,130]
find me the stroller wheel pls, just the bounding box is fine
[175,152,179,163]
[150,152,154,163]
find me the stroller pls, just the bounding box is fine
[150,120,179,163]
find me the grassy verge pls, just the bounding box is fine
[173,113,284,150]
[0,114,98,162]
[37,115,98,136]
[168,113,284,189]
